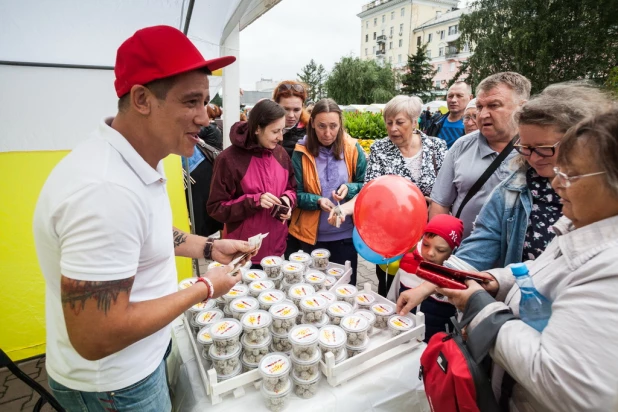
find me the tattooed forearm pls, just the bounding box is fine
[173,229,188,248]
[61,278,133,316]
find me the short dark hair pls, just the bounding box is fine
[247,99,286,144]
[118,67,212,112]
[306,98,345,160]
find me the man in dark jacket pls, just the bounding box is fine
[426,81,473,148]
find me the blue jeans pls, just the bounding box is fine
[48,359,171,412]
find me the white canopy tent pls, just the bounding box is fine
[0,0,281,361]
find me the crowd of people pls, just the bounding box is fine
[33,25,618,411]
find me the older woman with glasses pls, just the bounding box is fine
[462,98,478,135]
[450,83,614,271]
[438,107,618,412]
[273,80,310,158]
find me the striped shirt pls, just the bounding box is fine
[438,118,465,148]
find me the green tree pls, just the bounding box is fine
[400,43,437,101]
[210,93,223,107]
[298,59,327,102]
[459,0,618,92]
[605,66,618,96]
[325,56,398,105]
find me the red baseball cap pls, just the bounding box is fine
[114,25,236,97]
[424,214,464,250]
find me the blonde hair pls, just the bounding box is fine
[383,95,423,123]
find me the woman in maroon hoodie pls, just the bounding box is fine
[207,100,297,266]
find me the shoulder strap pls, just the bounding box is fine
[455,137,516,219]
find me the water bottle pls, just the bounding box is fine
[510,263,552,332]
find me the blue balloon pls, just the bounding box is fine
[353,228,403,264]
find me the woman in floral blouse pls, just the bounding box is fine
[453,83,614,270]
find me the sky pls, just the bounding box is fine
[238,0,467,91]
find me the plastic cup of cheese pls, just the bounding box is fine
[248,279,275,298]
[288,251,312,272]
[355,309,376,334]
[261,375,292,412]
[200,346,212,371]
[346,337,369,358]
[208,341,241,377]
[269,302,298,335]
[270,332,293,354]
[326,267,346,280]
[323,275,337,289]
[188,300,217,331]
[178,277,197,290]
[316,290,336,304]
[388,314,415,337]
[318,325,346,360]
[197,326,214,355]
[289,324,319,359]
[271,272,284,289]
[229,296,259,321]
[304,270,326,290]
[334,284,358,305]
[258,289,287,311]
[242,269,268,285]
[241,332,272,367]
[340,314,370,346]
[310,249,330,270]
[298,295,328,324]
[222,284,249,313]
[209,318,243,355]
[355,292,376,311]
[287,283,316,308]
[334,346,348,364]
[302,313,329,329]
[280,277,294,293]
[207,261,227,270]
[371,303,396,329]
[215,296,226,311]
[194,308,224,334]
[282,261,305,284]
[218,363,242,382]
[290,346,321,381]
[241,309,272,345]
[292,366,321,399]
[241,354,259,373]
[261,256,284,278]
[259,352,292,395]
[326,301,354,325]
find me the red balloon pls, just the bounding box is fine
[353,175,428,258]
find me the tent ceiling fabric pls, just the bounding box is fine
[0,0,281,152]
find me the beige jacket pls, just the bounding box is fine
[469,215,618,412]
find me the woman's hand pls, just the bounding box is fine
[436,280,484,311]
[260,193,282,209]
[396,282,436,315]
[318,197,335,213]
[332,185,348,202]
[479,273,499,296]
[279,196,292,222]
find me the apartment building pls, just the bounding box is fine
[413,8,471,92]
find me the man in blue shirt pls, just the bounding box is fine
[426,81,473,148]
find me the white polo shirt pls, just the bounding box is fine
[33,118,177,392]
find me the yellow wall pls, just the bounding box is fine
[0,151,191,361]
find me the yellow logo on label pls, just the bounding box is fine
[314,252,325,257]
[200,312,216,323]
[248,273,259,279]
[201,332,211,340]
[308,275,320,282]
[337,287,351,295]
[374,305,389,314]
[357,295,370,303]
[267,359,285,374]
[392,317,411,328]
[295,327,314,340]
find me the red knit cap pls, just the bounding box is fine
[424,214,464,250]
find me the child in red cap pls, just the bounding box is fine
[396,214,464,341]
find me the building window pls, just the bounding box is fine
[435,80,441,88]
[417,36,421,46]
[389,56,392,63]
[365,34,368,42]
[450,62,456,72]
[428,33,433,42]
[401,7,405,16]
[427,49,432,58]
[448,25,458,35]
[439,47,444,57]
[391,11,395,20]
[381,29,385,35]
[389,41,393,49]
[399,23,404,34]
[365,48,368,56]
[366,21,369,29]
[440,30,445,40]
[374,18,377,26]
[382,14,385,23]
[390,26,394,36]
[373,32,376,40]
[399,39,403,47]
[437,64,442,73]
[463,42,470,52]
[398,54,402,63]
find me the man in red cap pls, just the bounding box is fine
[34,26,248,410]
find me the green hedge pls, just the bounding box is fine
[343,112,386,140]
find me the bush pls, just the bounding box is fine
[343,112,386,140]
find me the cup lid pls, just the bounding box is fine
[269,302,298,319]
[291,366,322,384]
[249,280,275,293]
[288,324,319,346]
[230,297,259,313]
[208,340,241,360]
[305,271,326,284]
[209,318,242,339]
[241,310,272,328]
[261,375,293,397]
[371,303,396,316]
[311,249,330,258]
[345,337,370,350]
[189,299,216,312]
[258,289,286,305]
[223,284,249,300]
[290,346,321,365]
[355,293,376,306]
[299,295,328,311]
[243,269,267,282]
[324,276,336,288]
[327,267,345,277]
[282,262,305,273]
[288,283,315,299]
[340,315,369,332]
[355,309,376,325]
[318,325,346,347]
[178,278,197,290]
[197,327,213,344]
[388,315,415,331]
[241,331,272,348]
[195,309,224,325]
[317,291,336,303]
[335,284,358,297]
[327,301,353,316]
[261,256,283,266]
[259,352,291,377]
[207,261,226,269]
[289,252,311,262]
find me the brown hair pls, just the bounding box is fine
[207,103,222,119]
[272,80,310,126]
[476,72,531,102]
[247,99,285,145]
[305,98,345,160]
[558,109,618,197]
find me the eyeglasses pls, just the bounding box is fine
[553,167,606,188]
[278,84,304,93]
[514,140,560,158]
[463,114,476,122]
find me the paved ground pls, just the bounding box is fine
[1,255,379,412]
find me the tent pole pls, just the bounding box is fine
[182,0,196,35]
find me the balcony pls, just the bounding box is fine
[375,49,386,57]
[445,46,459,58]
[376,34,387,43]
[446,31,460,42]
